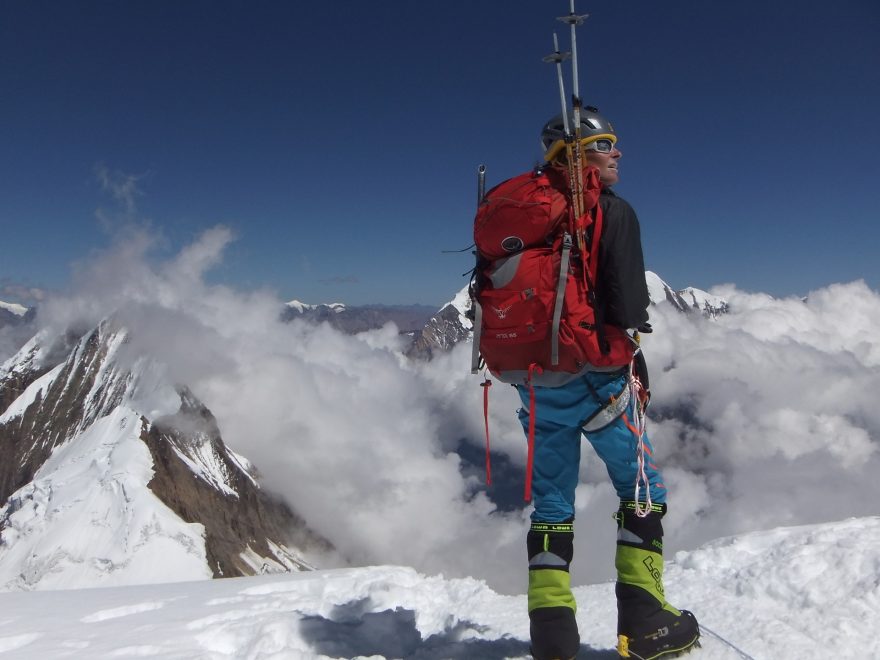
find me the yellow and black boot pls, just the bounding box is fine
[527,521,579,660]
[615,502,700,660]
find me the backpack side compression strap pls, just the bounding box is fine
[550,233,573,366]
[471,298,483,374]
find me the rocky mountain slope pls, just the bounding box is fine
[0,319,329,590]
[405,287,474,360]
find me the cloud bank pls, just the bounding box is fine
[641,281,880,553]
[8,227,880,594]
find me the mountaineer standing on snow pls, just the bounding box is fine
[526,108,700,660]
[470,106,701,659]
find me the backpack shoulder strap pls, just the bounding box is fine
[550,233,573,366]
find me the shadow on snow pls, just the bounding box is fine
[298,601,617,659]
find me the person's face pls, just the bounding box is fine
[582,139,621,186]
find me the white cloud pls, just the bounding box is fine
[640,283,880,558]
[19,225,880,594]
[27,226,527,590]
[94,164,146,220]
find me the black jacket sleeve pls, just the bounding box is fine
[595,191,650,329]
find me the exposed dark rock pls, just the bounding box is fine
[142,389,331,577]
[0,325,125,505]
[406,302,472,361]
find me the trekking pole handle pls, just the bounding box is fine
[477,164,486,205]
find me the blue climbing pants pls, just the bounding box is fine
[517,368,666,522]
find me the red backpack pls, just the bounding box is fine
[470,163,634,384]
[469,163,636,500]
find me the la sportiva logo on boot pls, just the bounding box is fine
[642,556,665,596]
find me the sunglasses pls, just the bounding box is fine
[583,138,616,153]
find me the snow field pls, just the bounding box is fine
[0,516,877,659]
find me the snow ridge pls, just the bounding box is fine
[0,406,212,591]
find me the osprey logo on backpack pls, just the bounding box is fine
[492,304,513,319]
[470,163,634,387]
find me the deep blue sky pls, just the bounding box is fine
[2,1,878,306]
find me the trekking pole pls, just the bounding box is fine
[543,33,581,226]
[543,32,571,138]
[558,0,590,250]
[472,166,492,485]
[472,163,486,371]
[471,163,487,376]
[559,0,588,121]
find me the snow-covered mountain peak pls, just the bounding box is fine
[645,270,671,304]
[0,405,213,590]
[0,332,46,382]
[448,285,473,323]
[646,271,729,317]
[0,300,27,317]
[285,299,346,314]
[0,319,328,590]
[678,286,729,318]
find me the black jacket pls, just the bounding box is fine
[594,189,650,330]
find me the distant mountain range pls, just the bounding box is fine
[281,300,438,335]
